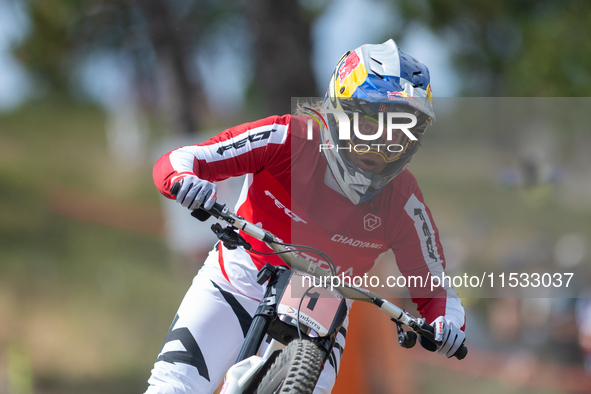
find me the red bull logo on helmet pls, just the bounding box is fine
[338,52,361,84]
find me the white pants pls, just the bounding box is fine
[145,247,348,394]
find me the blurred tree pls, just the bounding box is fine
[12,0,322,133]
[12,0,75,93]
[130,0,200,135]
[12,0,239,135]
[244,0,319,115]
[393,0,591,96]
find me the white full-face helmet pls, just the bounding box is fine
[322,39,435,205]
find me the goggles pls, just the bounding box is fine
[345,113,429,163]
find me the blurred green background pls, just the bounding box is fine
[1,0,591,393]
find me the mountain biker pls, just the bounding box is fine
[146,39,466,394]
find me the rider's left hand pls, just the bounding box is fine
[430,316,465,358]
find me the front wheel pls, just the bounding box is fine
[254,339,324,394]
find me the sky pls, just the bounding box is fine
[0,0,31,111]
[0,0,459,113]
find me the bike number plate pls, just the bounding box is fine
[277,270,344,337]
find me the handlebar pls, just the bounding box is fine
[169,181,467,360]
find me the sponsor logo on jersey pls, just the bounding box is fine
[293,250,352,277]
[331,234,383,249]
[264,190,307,223]
[363,213,381,231]
[413,208,437,261]
[216,128,276,155]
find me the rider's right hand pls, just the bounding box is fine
[173,175,217,211]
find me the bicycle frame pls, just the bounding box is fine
[221,266,347,394]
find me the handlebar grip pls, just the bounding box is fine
[210,201,226,213]
[170,181,225,221]
[454,345,468,360]
[419,321,468,360]
[170,181,181,196]
[205,201,226,217]
[422,321,435,336]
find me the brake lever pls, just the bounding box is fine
[211,223,252,250]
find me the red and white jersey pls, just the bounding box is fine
[153,115,465,329]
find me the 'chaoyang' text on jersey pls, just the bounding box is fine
[153,115,465,328]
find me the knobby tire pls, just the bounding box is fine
[254,339,323,394]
